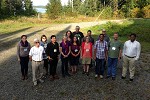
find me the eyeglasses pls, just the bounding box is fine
[42,38,46,39]
[35,42,40,44]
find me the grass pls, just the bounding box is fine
[85,19,150,53]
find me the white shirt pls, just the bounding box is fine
[123,40,141,60]
[29,46,44,61]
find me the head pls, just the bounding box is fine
[87,30,92,36]
[34,39,40,47]
[130,33,136,42]
[73,36,77,42]
[102,29,106,35]
[113,32,119,40]
[41,35,47,42]
[62,35,67,42]
[21,35,27,42]
[99,34,104,41]
[51,35,56,43]
[75,26,80,32]
[66,30,72,37]
[85,36,90,43]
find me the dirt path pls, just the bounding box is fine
[0,20,149,100]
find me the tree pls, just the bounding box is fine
[24,0,35,15]
[46,0,62,19]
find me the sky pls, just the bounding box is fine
[31,0,68,6]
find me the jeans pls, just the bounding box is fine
[49,58,58,76]
[107,57,118,77]
[20,56,29,76]
[43,59,48,74]
[61,57,69,75]
[95,58,105,75]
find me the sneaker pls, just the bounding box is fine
[33,81,37,86]
[82,71,86,74]
[54,75,59,79]
[121,76,126,79]
[21,76,25,80]
[106,76,111,79]
[39,79,44,83]
[86,72,89,76]
[129,79,133,82]
[50,75,54,81]
[100,75,103,79]
[95,74,98,78]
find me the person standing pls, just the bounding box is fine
[46,35,60,81]
[70,36,81,74]
[94,34,108,79]
[29,39,44,86]
[40,35,48,76]
[81,36,93,76]
[83,30,94,45]
[107,33,122,80]
[102,29,110,43]
[72,26,84,45]
[66,30,73,43]
[60,36,71,77]
[17,35,31,80]
[122,33,141,82]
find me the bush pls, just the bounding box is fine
[143,5,150,18]
[131,7,144,18]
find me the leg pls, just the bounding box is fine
[44,59,48,75]
[20,57,25,78]
[49,60,53,76]
[64,57,69,74]
[129,58,136,79]
[95,58,100,75]
[53,59,58,76]
[24,56,29,79]
[122,56,129,77]
[112,58,118,78]
[100,59,105,76]
[32,61,38,83]
[107,57,112,77]
[61,58,65,77]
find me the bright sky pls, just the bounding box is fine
[31,0,68,6]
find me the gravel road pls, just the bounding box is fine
[0,20,149,100]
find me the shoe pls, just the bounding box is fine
[95,74,98,78]
[121,76,126,79]
[21,76,25,80]
[54,75,59,79]
[129,79,133,82]
[62,74,65,78]
[82,71,85,74]
[25,76,28,80]
[50,75,54,81]
[86,72,89,76]
[112,77,116,80]
[33,81,37,86]
[100,75,103,79]
[39,79,44,83]
[106,76,110,79]
[66,73,71,77]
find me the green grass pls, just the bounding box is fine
[85,19,150,53]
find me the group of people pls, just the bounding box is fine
[17,26,141,86]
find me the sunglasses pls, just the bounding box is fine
[35,42,40,44]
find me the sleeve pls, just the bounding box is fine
[57,43,60,55]
[46,43,50,56]
[16,43,20,59]
[94,41,97,49]
[135,42,141,60]
[122,42,126,56]
[81,32,84,39]
[60,42,62,47]
[105,42,108,51]
[29,48,32,56]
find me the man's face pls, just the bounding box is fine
[99,35,104,41]
[114,33,118,40]
[130,35,136,42]
[102,31,106,35]
[51,37,56,42]
[87,32,91,36]
[75,27,80,32]
[35,41,40,47]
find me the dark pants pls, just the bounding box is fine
[107,57,118,77]
[61,57,69,75]
[95,58,105,75]
[43,59,48,74]
[49,58,58,76]
[20,56,29,76]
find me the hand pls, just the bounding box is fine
[118,57,121,61]
[18,59,20,62]
[48,56,53,60]
[93,56,96,60]
[135,58,138,61]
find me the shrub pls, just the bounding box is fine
[142,5,150,18]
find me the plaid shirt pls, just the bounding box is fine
[94,40,108,59]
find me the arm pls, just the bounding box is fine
[59,47,66,57]
[16,43,20,61]
[135,42,141,60]
[105,42,108,60]
[76,46,81,57]
[67,46,71,57]
[80,46,82,58]
[29,48,32,61]
[46,43,52,60]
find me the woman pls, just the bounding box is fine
[81,36,93,76]
[60,35,71,77]
[70,36,81,74]
[66,30,73,43]
[40,35,48,77]
[17,35,31,80]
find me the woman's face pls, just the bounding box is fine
[67,32,71,36]
[42,36,47,42]
[86,37,89,43]
[63,36,67,42]
[21,36,27,42]
[73,37,77,42]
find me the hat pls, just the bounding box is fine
[34,38,39,42]
[102,29,106,32]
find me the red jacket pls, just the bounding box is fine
[81,42,93,58]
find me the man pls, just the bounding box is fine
[83,30,94,45]
[46,35,60,81]
[94,34,108,79]
[102,29,110,43]
[122,33,141,82]
[72,26,84,45]
[29,39,44,86]
[107,33,122,80]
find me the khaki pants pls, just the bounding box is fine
[122,56,136,79]
[32,60,44,82]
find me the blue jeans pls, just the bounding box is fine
[95,58,105,75]
[107,57,118,77]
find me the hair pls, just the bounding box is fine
[114,32,118,35]
[76,26,80,29]
[21,35,27,39]
[87,30,92,33]
[66,30,73,38]
[99,34,104,37]
[130,33,137,37]
[72,36,80,45]
[41,35,47,41]
[51,35,56,39]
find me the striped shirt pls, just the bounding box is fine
[94,40,108,59]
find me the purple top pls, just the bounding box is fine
[71,44,80,55]
[60,41,71,56]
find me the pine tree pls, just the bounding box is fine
[24,0,35,15]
